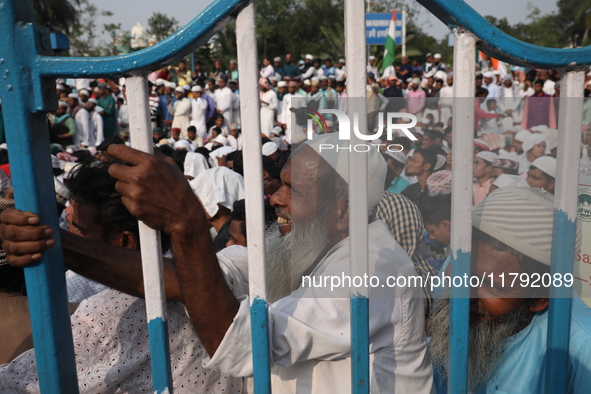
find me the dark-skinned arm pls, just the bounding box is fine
[61,229,183,302]
[0,209,183,302]
[107,144,239,355]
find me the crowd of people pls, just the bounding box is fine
[0,51,590,393]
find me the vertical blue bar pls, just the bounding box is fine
[0,1,79,392]
[147,318,173,393]
[250,298,271,393]
[449,250,471,394]
[546,211,576,393]
[351,296,370,393]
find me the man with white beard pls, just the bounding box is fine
[429,187,591,394]
[0,133,435,393]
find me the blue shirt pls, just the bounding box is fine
[386,176,410,194]
[434,258,591,394]
[158,94,176,124]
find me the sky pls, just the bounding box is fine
[92,0,559,47]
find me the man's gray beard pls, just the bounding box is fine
[265,215,330,303]
[429,292,534,393]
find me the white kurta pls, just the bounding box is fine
[281,92,303,143]
[231,92,241,125]
[0,289,243,393]
[169,97,192,139]
[92,110,104,147]
[73,107,92,147]
[260,89,278,137]
[204,221,435,394]
[438,85,454,126]
[190,97,208,140]
[214,87,234,127]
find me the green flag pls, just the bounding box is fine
[381,9,396,73]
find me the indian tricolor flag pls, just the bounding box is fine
[381,9,396,73]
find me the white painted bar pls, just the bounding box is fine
[236,2,267,302]
[555,70,584,221]
[125,75,172,391]
[126,75,168,320]
[450,29,476,256]
[345,0,369,295]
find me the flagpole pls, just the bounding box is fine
[402,9,406,58]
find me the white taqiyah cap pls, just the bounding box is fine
[531,156,556,179]
[303,132,387,210]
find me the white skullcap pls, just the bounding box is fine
[303,132,387,210]
[189,167,245,218]
[305,54,314,60]
[78,89,90,96]
[67,93,79,99]
[435,154,447,171]
[205,146,236,167]
[369,56,376,60]
[191,85,202,92]
[0,143,7,150]
[58,101,68,108]
[476,151,498,165]
[166,81,176,89]
[339,58,346,63]
[522,133,550,155]
[514,129,531,142]
[492,174,529,189]
[88,98,98,104]
[214,135,229,146]
[319,75,328,81]
[473,186,579,266]
[483,71,494,78]
[273,56,281,62]
[182,84,191,91]
[262,141,279,156]
[174,139,192,150]
[540,128,558,151]
[304,80,311,86]
[155,79,166,86]
[183,152,209,179]
[175,86,185,93]
[272,126,283,136]
[384,151,406,165]
[434,70,447,80]
[531,156,556,179]
[277,81,287,88]
[434,53,442,59]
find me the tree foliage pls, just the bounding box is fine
[148,12,180,42]
[67,0,118,57]
[33,0,79,34]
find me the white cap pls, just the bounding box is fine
[384,151,406,165]
[174,86,185,93]
[369,55,376,60]
[214,135,229,146]
[303,132,387,210]
[531,156,557,179]
[58,101,68,108]
[514,129,531,142]
[273,56,281,62]
[492,174,529,189]
[88,98,98,105]
[67,93,79,99]
[483,71,494,78]
[262,141,279,156]
[78,89,90,97]
[166,81,177,89]
[174,139,192,150]
[434,53,442,59]
[277,81,287,88]
[191,85,202,92]
[0,143,7,150]
[476,151,498,165]
[338,58,346,63]
[305,54,314,60]
[272,126,283,136]
[182,84,191,91]
[155,78,166,86]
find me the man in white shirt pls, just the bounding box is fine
[367,55,380,80]
[279,81,303,143]
[213,76,233,128]
[67,93,92,148]
[190,86,208,140]
[168,87,192,140]
[260,57,275,79]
